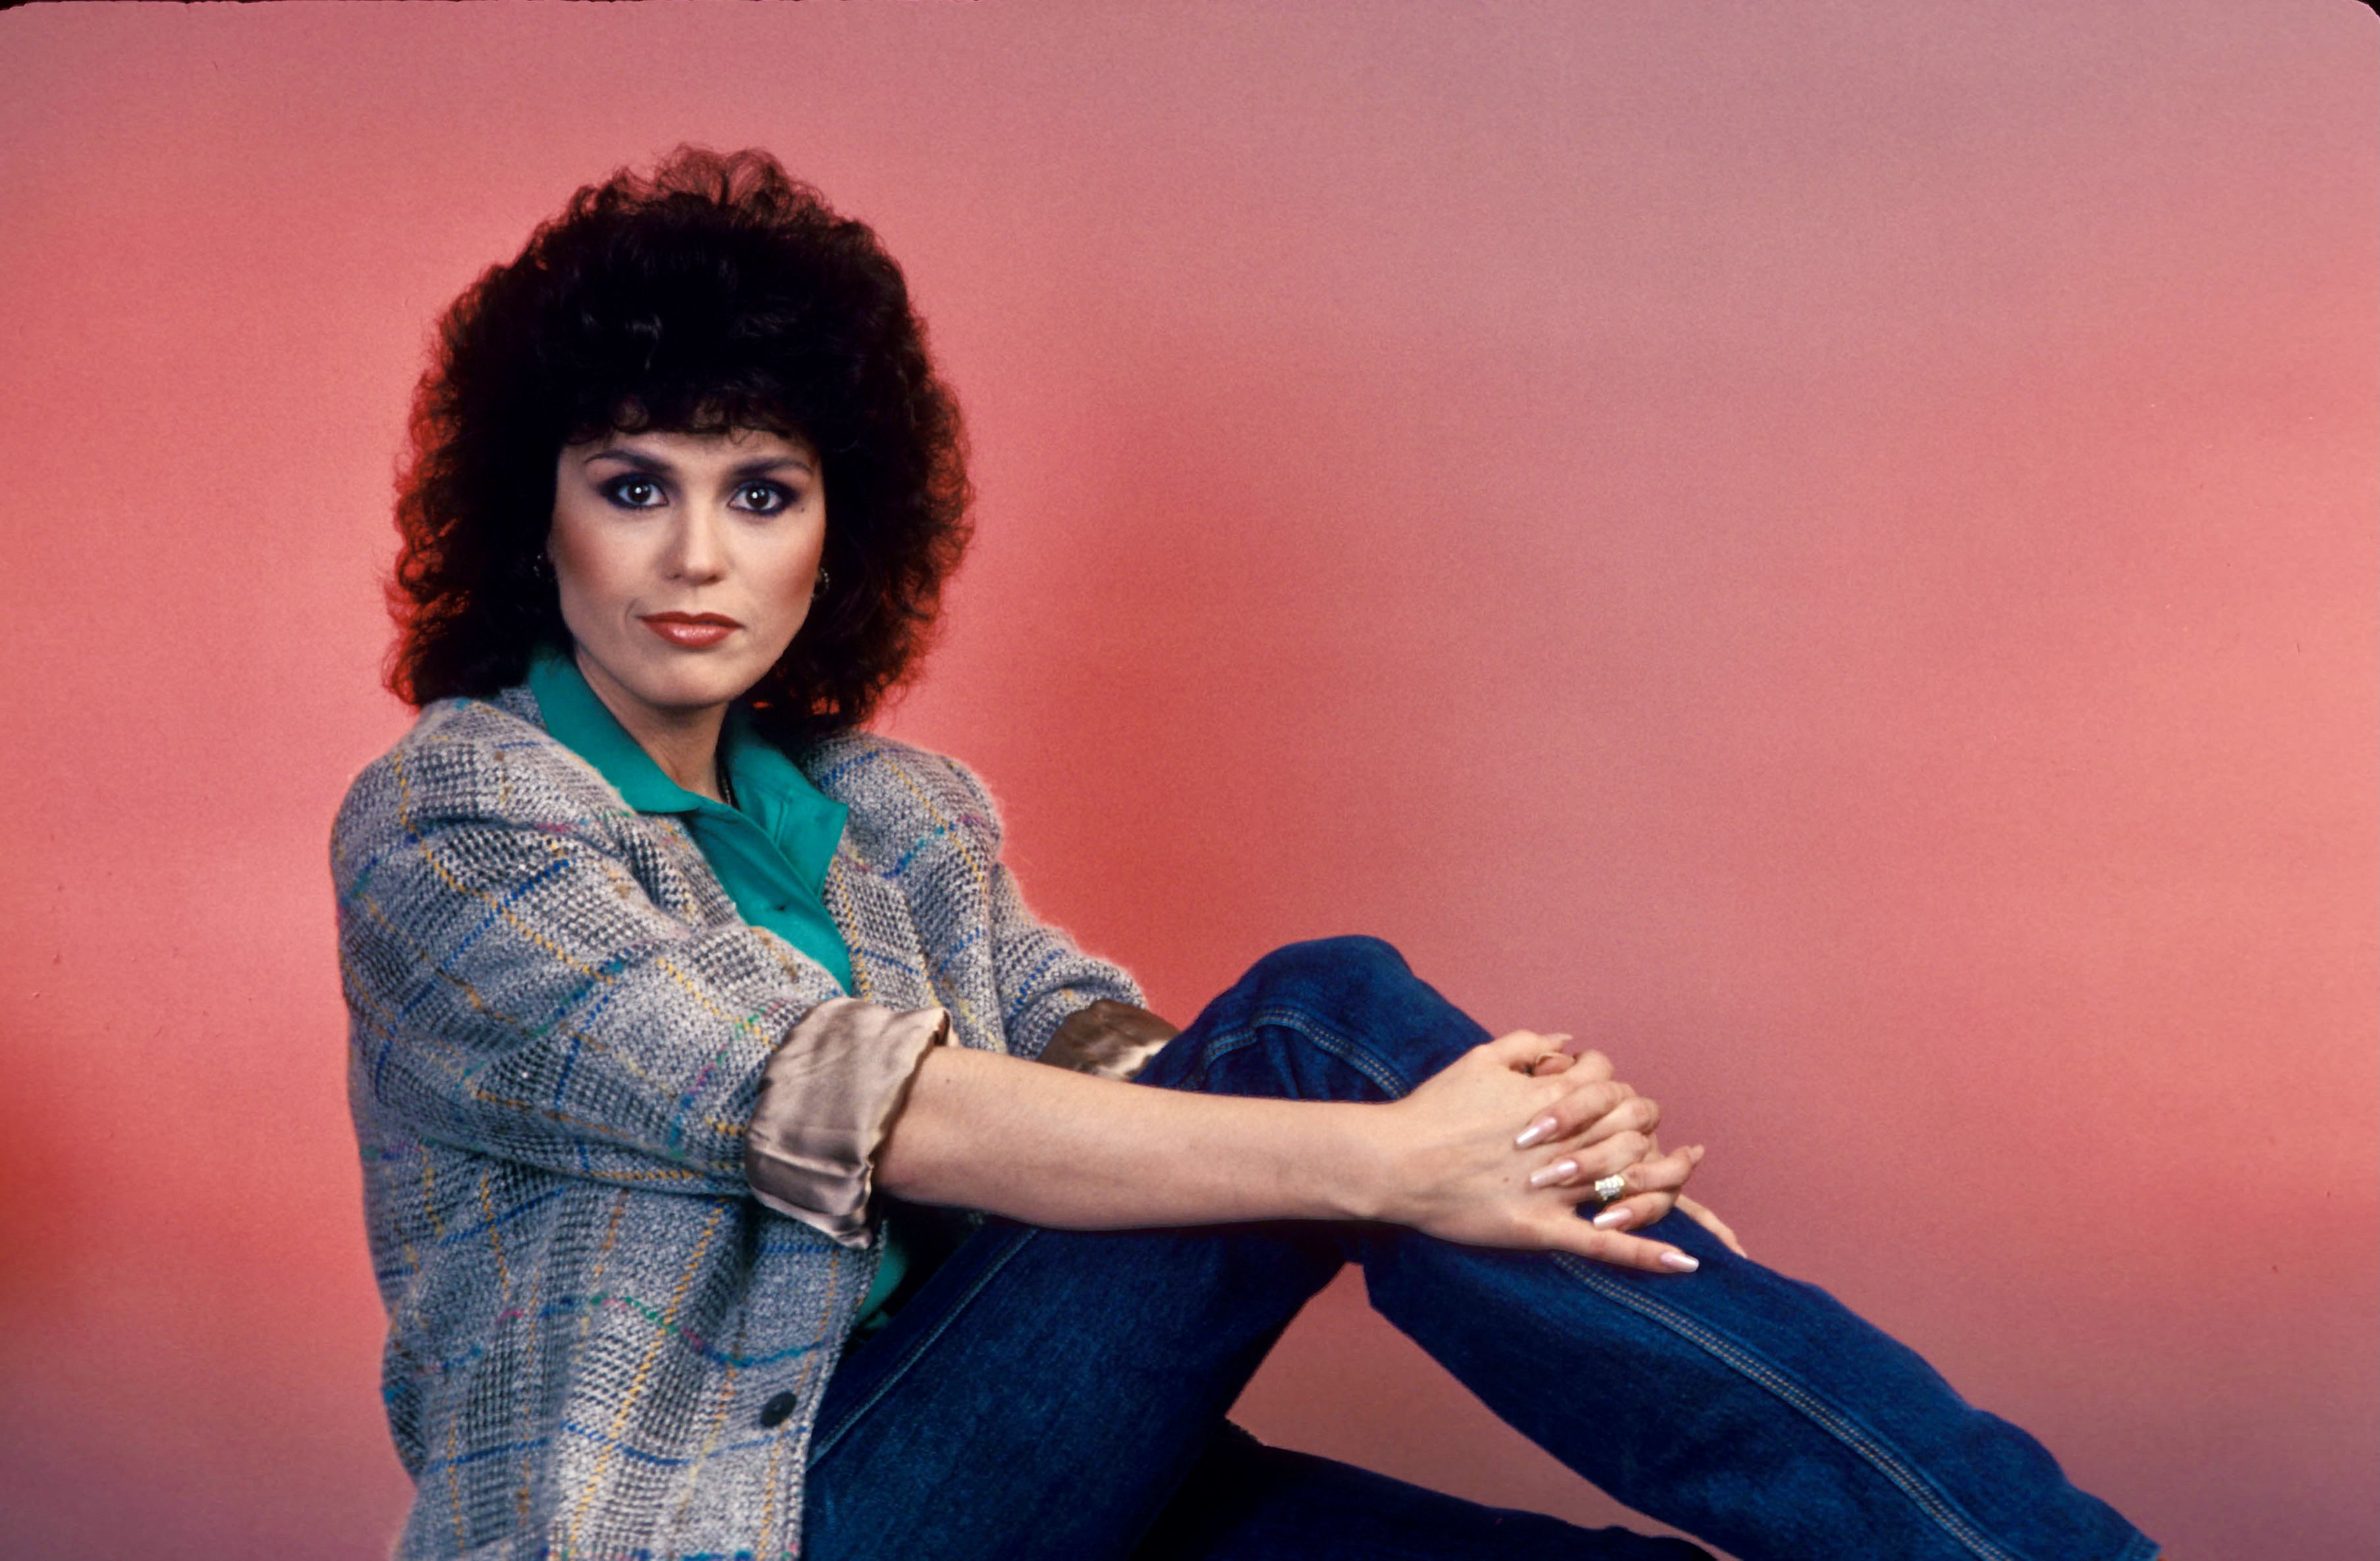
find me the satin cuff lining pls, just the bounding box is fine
[744,998,950,1249]
[1039,999,1180,1082]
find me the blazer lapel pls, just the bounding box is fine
[804,736,940,1018]
[821,842,935,1013]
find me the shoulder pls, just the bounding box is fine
[798,728,1005,853]
[330,690,625,875]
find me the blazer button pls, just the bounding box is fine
[758,1390,798,1429]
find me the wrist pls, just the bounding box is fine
[1315,1101,1405,1224]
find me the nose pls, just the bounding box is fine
[663,502,730,585]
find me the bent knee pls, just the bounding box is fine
[1235,937,1432,1033]
[1223,935,1474,1093]
[1244,935,1411,990]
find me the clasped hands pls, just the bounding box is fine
[1371,1029,1745,1275]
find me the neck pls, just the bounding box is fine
[572,649,732,802]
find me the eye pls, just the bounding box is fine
[732,481,796,515]
[600,475,667,509]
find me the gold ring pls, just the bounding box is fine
[1591,1173,1628,1203]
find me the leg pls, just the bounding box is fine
[800,1209,1336,1560]
[1131,1422,1709,1561]
[1357,1217,2153,1561]
[801,935,1708,1559]
[802,1213,1696,1560]
[1134,937,2157,1561]
[806,937,2155,1560]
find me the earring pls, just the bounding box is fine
[526,553,553,582]
[812,567,831,599]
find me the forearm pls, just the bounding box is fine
[874,1045,1393,1228]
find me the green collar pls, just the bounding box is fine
[524,647,846,901]
[526,645,705,814]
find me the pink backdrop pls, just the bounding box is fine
[2,5,2371,1558]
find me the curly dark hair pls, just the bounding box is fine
[386,146,972,746]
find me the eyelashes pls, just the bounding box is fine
[601,475,666,509]
[596,476,804,514]
[733,481,796,514]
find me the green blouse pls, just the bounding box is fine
[526,649,852,989]
[525,648,914,1332]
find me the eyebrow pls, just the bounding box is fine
[582,447,817,478]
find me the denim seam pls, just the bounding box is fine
[808,1227,1039,1462]
[1550,1253,2032,1561]
[1190,1006,1414,1099]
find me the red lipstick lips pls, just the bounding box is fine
[640,611,740,649]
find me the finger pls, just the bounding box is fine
[1526,1051,1576,1078]
[1514,1078,1631,1147]
[1584,1144,1698,1230]
[1541,1219,1699,1275]
[1564,1048,1614,1085]
[1611,1143,1700,1195]
[1570,1089,1660,1149]
[1574,1130,1662,1186]
[1483,1029,1572,1072]
[1676,1193,1747,1259]
[1585,1189,1676,1233]
[1522,1129,1657,1190]
[1542,1139,1696,1216]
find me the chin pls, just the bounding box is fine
[631,662,761,713]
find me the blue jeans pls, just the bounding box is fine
[804,938,2156,1561]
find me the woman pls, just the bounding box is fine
[337,148,2157,1561]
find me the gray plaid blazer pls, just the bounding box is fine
[334,684,1148,1559]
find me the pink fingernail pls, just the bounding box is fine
[1658,1251,1700,1273]
[1528,1159,1580,1189]
[1591,1206,1635,1230]
[1514,1116,1560,1148]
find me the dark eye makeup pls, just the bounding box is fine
[593,474,802,514]
[600,475,667,508]
[732,481,800,514]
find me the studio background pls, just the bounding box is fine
[1,5,2371,1558]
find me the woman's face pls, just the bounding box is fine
[547,425,826,734]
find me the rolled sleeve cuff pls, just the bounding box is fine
[1038,999,1180,1082]
[744,997,950,1248]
